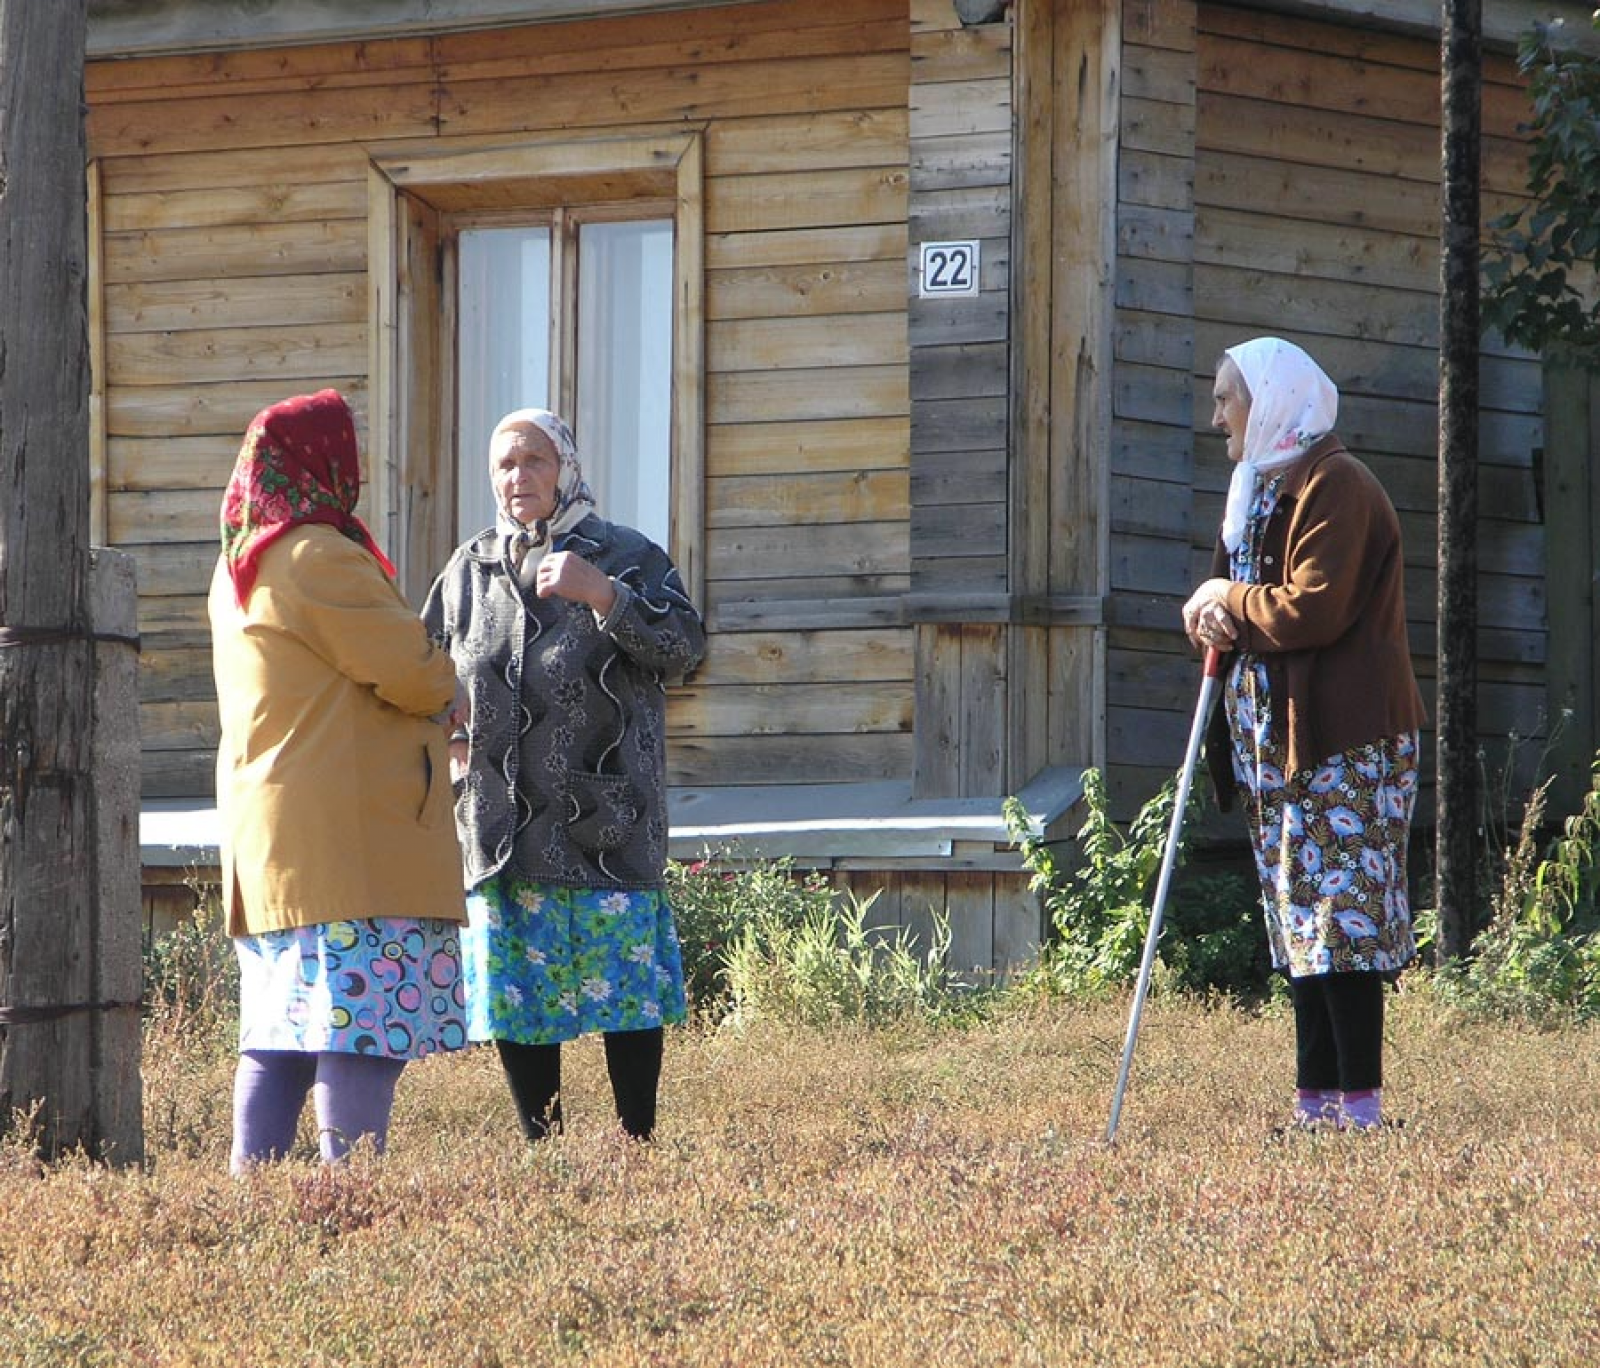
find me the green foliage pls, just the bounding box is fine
[1159,870,1274,1000]
[1534,753,1600,927]
[1434,753,1600,1021]
[1004,768,1206,997]
[1482,19,1600,361]
[140,885,241,1159]
[668,852,961,1028]
[667,851,838,1014]
[721,887,956,1029]
[142,886,238,1036]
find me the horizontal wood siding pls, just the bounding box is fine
[908,0,1014,798]
[1104,0,1198,818]
[86,0,917,798]
[1106,0,1545,818]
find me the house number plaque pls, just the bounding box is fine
[917,240,980,297]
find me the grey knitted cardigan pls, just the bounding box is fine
[422,513,705,893]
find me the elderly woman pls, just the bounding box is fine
[423,408,704,1142]
[209,389,469,1173]
[1182,337,1426,1132]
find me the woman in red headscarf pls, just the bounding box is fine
[209,389,470,1172]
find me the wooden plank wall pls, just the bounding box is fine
[85,0,919,798]
[1104,0,1200,817]
[1105,2,1546,821]
[1540,367,1600,818]
[907,0,1117,808]
[906,0,1014,800]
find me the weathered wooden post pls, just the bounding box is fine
[0,0,143,1162]
[1436,0,1482,962]
[87,548,145,1163]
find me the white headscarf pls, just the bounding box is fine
[1219,337,1338,553]
[491,408,596,573]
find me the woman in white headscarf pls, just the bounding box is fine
[1183,337,1426,1133]
[423,408,704,1143]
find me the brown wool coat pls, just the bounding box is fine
[1205,434,1428,806]
[209,526,467,936]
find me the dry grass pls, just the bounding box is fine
[4,990,1598,1366]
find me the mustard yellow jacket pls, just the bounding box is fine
[209,526,466,936]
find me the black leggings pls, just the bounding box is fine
[1291,971,1385,1092]
[494,1027,664,1141]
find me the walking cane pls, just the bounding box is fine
[1106,645,1225,1145]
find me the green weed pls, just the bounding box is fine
[1005,767,1262,999]
[721,886,954,1029]
[1435,752,1600,1021]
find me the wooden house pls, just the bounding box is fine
[92,0,1594,970]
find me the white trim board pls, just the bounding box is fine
[140,768,1086,872]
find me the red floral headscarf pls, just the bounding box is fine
[220,389,395,606]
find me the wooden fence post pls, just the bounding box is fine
[0,0,142,1163]
[89,549,145,1165]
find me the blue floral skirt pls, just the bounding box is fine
[461,874,688,1045]
[1226,658,1419,978]
[236,918,468,1059]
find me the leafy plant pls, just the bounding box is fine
[666,851,837,1015]
[1004,767,1202,996]
[1435,753,1600,1020]
[143,888,238,1036]
[1159,869,1273,1000]
[1482,18,1600,361]
[1533,752,1600,926]
[667,851,962,1027]
[721,888,955,1029]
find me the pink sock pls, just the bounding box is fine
[1295,1088,1341,1125]
[1342,1088,1382,1129]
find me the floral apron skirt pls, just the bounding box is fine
[461,873,688,1045]
[1226,659,1419,978]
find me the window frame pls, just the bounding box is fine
[367,131,704,605]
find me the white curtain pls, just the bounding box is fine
[456,228,551,540]
[455,218,673,547]
[576,219,674,548]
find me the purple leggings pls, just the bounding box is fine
[231,1049,406,1174]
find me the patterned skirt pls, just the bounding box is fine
[236,918,468,1059]
[1226,658,1419,978]
[461,873,688,1045]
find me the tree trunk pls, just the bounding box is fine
[1436,0,1482,962]
[0,0,107,1156]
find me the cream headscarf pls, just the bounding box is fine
[491,408,596,573]
[1219,337,1338,553]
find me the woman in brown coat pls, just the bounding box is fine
[1183,337,1426,1132]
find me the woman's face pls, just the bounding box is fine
[491,424,561,525]
[1212,359,1251,464]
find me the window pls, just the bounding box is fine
[368,132,703,603]
[455,214,674,548]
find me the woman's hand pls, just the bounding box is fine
[443,679,471,784]
[1182,578,1239,653]
[445,679,471,732]
[432,678,471,730]
[535,551,618,617]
